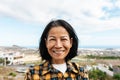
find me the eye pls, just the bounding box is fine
[49,38,56,41]
[61,38,68,41]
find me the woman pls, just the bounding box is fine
[24,19,88,80]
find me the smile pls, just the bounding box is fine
[53,50,64,54]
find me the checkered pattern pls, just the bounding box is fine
[24,61,89,80]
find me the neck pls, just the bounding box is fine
[52,59,66,64]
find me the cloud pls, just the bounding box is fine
[0,0,120,34]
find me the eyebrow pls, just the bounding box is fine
[47,36,69,39]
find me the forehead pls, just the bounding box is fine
[48,26,69,36]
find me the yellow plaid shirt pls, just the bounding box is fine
[24,61,89,80]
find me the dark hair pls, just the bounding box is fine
[39,19,78,61]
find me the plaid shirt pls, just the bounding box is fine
[24,61,89,80]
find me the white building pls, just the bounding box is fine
[0,52,24,65]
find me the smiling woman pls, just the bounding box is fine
[46,26,72,64]
[24,19,89,80]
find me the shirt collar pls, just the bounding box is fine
[41,61,79,75]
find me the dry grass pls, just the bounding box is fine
[0,66,25,80]
[0,66,15,76]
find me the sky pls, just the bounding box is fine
[0,0,120,48]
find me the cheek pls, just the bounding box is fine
[46,42,54,49]
[65,42,72,48]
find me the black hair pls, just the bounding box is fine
[39,19,78,61]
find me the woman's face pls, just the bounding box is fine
[46,26,72,64]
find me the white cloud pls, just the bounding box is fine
[116,0,120,7]
[0,0,120,33]
[0,0,120,26]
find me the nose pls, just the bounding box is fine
[55,39,62,48]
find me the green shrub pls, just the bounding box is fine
[0,58,4,63]
[9,72,16,77]
[113,73,120,80]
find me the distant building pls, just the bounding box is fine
[0,52,24,65]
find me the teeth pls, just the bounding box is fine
[53,50,63,54]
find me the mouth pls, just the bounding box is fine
[52,50,64,54]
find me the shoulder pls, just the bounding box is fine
[68,61,89,79]
[27,61,48,73]
[67,61,81,70]
[24,61,50,80]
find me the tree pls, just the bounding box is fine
[0,58,10,66]
[0,58,4,64]
[89,68,107,80]
[113,74,120,80]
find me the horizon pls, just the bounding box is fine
[0,0,120,48]
[1,45,120,49]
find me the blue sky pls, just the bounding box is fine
[0,0,120,48]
